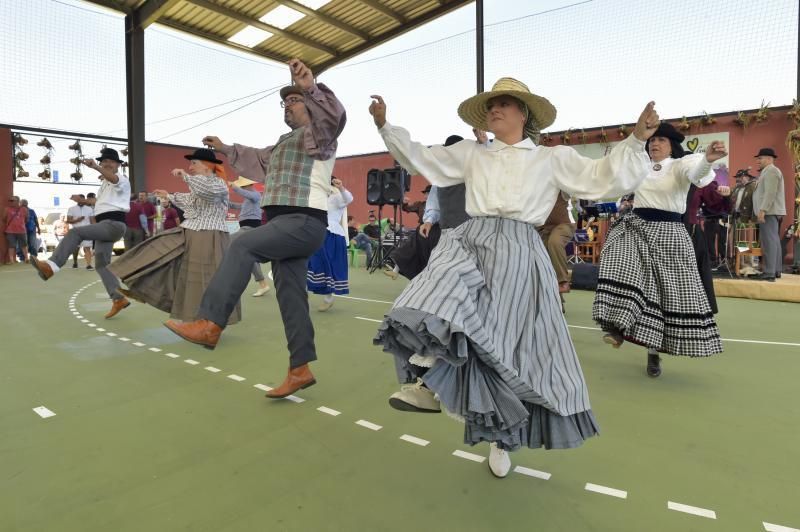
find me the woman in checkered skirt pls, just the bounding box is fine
[592,122,728,377]
[369,82,660,478]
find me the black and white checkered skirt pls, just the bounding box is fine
[592,213,722,357]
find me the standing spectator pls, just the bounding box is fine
[227,176,271,297]
[67,194,94,270]
[124,193,148,251]
[3,195,29,263]
[698,180,731,267]
[537,192,576,295]
[19,200,40,259]
[752,148,786,281]
[138,191,156,236]
[54,214,69,242]
[791,168,800,274]
[161,199,180,230]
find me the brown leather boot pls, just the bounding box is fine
[265,364,316,399]
[164,319,222,350]
[30,257,54,281]
[104,297,130,319]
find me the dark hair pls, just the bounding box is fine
[347,215,353,221]
[645,136,686,159]
[87,192,96,198]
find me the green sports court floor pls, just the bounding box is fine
[1,262,798,532]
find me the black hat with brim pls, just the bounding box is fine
[754,147,778,158]
[184,148,223,164]
[96,148,124,163]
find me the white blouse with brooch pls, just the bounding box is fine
[632,153,715,214]
[379,122,651,226]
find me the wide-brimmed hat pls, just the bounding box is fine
[754,147,778,158]
[280,85,304,100]
[231,176,257,188]
[457,77,557,132]
[184,148,223,164]
[96,147,124,163]
[650,122,685,143]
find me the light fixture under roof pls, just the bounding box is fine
[295,0,332,9]
[260,5,305,29]
[228,26,273,48]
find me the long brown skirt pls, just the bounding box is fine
[107,227,241,324]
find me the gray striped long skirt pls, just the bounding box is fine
[592,213,722,357]
[374,217,599,452]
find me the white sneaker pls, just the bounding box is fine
[252,286,271,297]
[317,299,334,312]
[488,443,511,478]
[388,379,440,413]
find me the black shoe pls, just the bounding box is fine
[775,272,781,279]
[755,274,776,282]
[72,263,78,269]
[86,265,94,271]
[646,352,662,377]
[792,267,800,275]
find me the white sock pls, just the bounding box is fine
[393,265,399,273]
[46,260,60,273]
[323,295,334,304]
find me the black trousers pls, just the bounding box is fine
[389,224,441,280]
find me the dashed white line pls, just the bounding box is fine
[148,347,162,353]
[33,406,56,419]
[399,434,430,447]
[132,342,146,347]
[513,466,551,480]
[118,337,131,342]
[165,353,180,359]
[285,395,305,403]
[227,374,246,382]
[96,328,106,332]
[204,366,221,373]
[81,319,89,323]
[355,419,382,431]
[764,522,800,532]
[667,501,716,519]
[452,450,485,463]
[317,406,341,416]
[184,359,199,365]
[253,384,272,392]
[585,483,627,499]
[106,332,117,337]
[87,323,96,328]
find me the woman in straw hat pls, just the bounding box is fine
[369,78,659,477]
[228,176,271,297]
[108,148,241,324]
[593,122,728,377]
[307,176,353,312]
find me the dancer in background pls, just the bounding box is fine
[593,122,728,377]
[228,176,271,297]
[308,177,352,312]
[370,80,657,477]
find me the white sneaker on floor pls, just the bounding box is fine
[317,300,334,312]
[388,379,440,413]
[252,286,271,297]
[488,443,511,478]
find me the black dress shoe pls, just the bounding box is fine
[775,272,781,279]
[755,274,776,282]
[646,352,662,377]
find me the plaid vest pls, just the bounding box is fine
[262,127,314,208]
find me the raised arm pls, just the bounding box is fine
[204,135,273,183]
[676,141,727,188]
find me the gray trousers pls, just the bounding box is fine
[232,225,265,282]
[51,220,126,300]
[759,215,782,276]
[198,213,327,368]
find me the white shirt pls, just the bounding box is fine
[379,123,650,225]
[94,174,131,216]
[327,188,353,236]
[633,154,715,214]
[67,205,93,227]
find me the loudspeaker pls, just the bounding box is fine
[366,168,406,205]
[570,263,599,290]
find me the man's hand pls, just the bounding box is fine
[81,158,100,171]
[369,95,387,128]
[757,210,766,224]
[332,178,344,190]
[201,136,225,150]
[705,141,728,163]
[288,58,314,91]
[172,169,188,179]
[419,222,433,238]
[718,185,731,197]
[632,101,660,141]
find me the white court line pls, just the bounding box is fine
[33,406,56,419]
[184,359,199,365]
[204,366,221,373]
[399,434,430,447]
[253,384,272,392]
[227,374,246,382]
[132,342,146,347]
[585,483,627,499]
[81,319,89,323]
[513,466,551,480]
[452,450,485,463]
[96,328,106,332]
[87,324,96,328]
[764,522,800,532]
[355,316,383,323]
[355,419,382,431]
[317,406,341,416]
[285,395,305,403]
[165,353,180,359]
[106,332,117,337]
[667,501,716,519]
[118,337,131,342]
[339,295,393,305]
[148,347,162,353]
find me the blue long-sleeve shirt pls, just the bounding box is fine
[230,185,263,222]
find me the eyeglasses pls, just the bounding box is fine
[280,97,305,108]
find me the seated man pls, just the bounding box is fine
[350,213,380,268]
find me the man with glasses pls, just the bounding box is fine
[166,58,346,400]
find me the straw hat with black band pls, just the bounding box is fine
[457,77,557,143]
[230,176,257,188]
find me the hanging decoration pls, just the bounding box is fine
[540,132,553,145]
[36,137,54,181]
[599,127,608,144]
[12,133,30,179]
[69,140,83,181]
[618,124,630,138]
[578,129,588,144]
[560,128,572,145]
[753,100,770,123]
[701,111,716,126]
[677,116,691,131]
[734,111,750,128]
